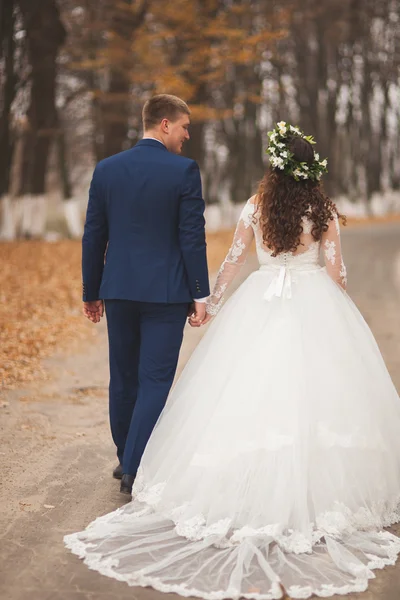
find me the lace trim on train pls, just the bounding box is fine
[131,467,400,554]
[64,468,400,600]
[65,524,397,600]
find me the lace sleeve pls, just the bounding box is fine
[322,213,347,290]
[206,200,255,316]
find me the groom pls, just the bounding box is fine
[81,94,210,495]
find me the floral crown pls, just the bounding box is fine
[266,121,328,182]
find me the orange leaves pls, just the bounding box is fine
[0,241,91,389]
[188,103,236,123]
[62,0,288,120]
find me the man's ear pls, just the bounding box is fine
[160,118,169,134]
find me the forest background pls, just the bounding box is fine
[1,0,400,240]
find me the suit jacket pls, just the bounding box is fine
[82,139,210,303]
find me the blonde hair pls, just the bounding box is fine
[142,94,190,130]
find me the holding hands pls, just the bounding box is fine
[188,301,212,328]
[82,300,212,327]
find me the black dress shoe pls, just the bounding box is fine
[120,474,135,495]
[113,464,123,480]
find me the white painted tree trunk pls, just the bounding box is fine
[20,195,47,238]
[0,195,15,240]
[205,205,223,232]
[0,195,21,240]
[63,198,83,238]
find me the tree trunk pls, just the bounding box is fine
[184,121,206,173]
[98,0,148,160]
[56,112,83,238]
[0,0,16,200]
[56,115,73,201]
[0,0,19,240]
[16,0,66,237]
[0,0,17,239]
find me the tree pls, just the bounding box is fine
[15,0,66,237]
[3,0,400,239]
[0,0,18,239]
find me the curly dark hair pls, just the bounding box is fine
[255,135,346,256]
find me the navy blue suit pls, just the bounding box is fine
[82,139,209,475]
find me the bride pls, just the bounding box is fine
[65,123,400,599]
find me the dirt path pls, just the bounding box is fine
[1,222,400,600]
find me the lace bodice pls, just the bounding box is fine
[206,197,347,315]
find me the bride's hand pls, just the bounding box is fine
[188,317,201,327]
[200,313,213,326]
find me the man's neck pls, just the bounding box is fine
[143,132,165,146]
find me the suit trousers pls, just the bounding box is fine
[105,300,188,475]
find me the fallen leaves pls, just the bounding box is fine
[0,240,91,389]
[0,233,236,391]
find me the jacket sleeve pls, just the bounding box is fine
[82,165,108,301]
[179,161,210,300]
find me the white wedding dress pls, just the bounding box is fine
[65,199,400,599]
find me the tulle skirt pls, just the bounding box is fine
[65,266,400,599]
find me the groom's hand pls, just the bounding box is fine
[189,310,213,327]
[83,300,104,323]
[188,301,206,327]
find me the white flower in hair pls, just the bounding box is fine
[271,156,285,169]
[290,125,300,133]
[314,152,320,161]
[292,167,308,180]
[277,121,287,134]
